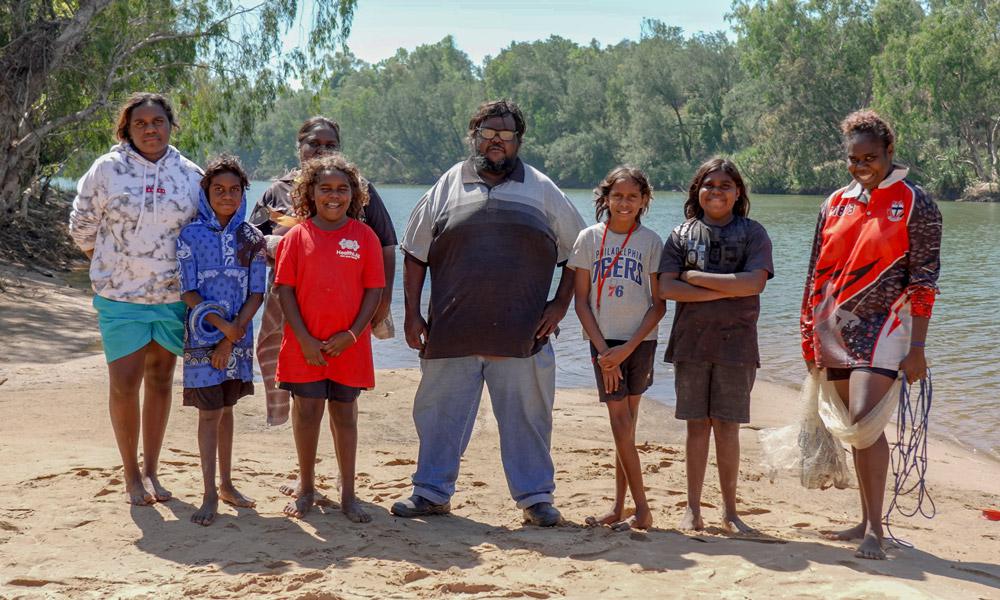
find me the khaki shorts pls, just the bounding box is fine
[673,361,755,423]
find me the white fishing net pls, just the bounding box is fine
[759,371,853,489]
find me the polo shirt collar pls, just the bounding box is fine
[461,157,526,185]
[842,165,909,201]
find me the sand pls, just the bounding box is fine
[1,263,998,600]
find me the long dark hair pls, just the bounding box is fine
[593,166,652,224]
[684,157,751,219]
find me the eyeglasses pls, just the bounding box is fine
[302,139,340,151]
[476,127,517,141]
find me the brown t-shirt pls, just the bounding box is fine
[248,172,398,247]
[658,216,773,367]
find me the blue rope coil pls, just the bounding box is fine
[188,301,231,346]
[883,369,936,548]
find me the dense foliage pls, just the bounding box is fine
[8,0,1000,206]
[202,1,1000,199]
[0,0,356,215]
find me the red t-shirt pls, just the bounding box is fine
[273,218,385,387]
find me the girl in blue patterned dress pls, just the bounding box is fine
[176,155,266,526]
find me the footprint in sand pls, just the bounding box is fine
[739,508,771,516]
[382,458,416,466]
[792,522,811,528]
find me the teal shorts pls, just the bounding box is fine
[93,295,186,363]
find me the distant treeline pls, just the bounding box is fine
[94,2,1000,200]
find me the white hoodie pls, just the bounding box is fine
[69,143,202,304]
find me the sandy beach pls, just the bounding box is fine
[1,263,998,599]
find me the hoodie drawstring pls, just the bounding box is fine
[133,159,163,236]
[134,163,148,236]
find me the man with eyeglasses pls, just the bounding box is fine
[394,100,585,527]
[249,116,397,428]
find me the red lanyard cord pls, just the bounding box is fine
[595,222,636,311]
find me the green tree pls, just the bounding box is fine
[873,0,1000,198]
[729,0,880,193]
[1,0,356,215]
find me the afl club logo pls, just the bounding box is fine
[887,200,905,222]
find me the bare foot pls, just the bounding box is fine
[585,508,623,528]
[284,491,315,518]
[723,514,758,535]
[678,506,704,531]
[341,497,372,523]
[191,494,218,526]
[822,522,867,541]
[855,532,886,560]
[612,509,653,532]
[124,478,155,506]
[279,479,302,497]
[219,485,256,509]
[142,474,172,502]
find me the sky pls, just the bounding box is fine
[288,0,734,66]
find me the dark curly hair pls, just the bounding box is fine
[468,99,526,141]
[684,157,751,219]
[290,154,369,220]
[593,166,652,224]
[200,154,249,196]
[841,109,895,150]
[114,92,178,144]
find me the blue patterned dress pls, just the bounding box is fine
[176,190,266,390]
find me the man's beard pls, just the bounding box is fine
[472,151,517,175]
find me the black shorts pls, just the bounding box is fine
[278,379,361,403]
[673,361,755,423]
[826,367,898,381]
[589,339,657,402]
[183,380,254,411]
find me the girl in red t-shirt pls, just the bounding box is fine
[273,154,385,522]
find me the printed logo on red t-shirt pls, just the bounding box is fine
[337,238,361,260]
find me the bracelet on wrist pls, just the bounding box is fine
[345,329,358,343]
[910,341,926,348]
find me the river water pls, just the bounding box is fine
[240,182,998,458]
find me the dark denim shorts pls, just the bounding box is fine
[673,361,756,423]
[589,339,657,402]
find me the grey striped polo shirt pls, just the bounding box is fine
[402,158,585,359]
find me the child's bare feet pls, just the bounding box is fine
[219,484,256,508]
[124,478,155,506]
[279,479,303,497]
[584,508,623,527]
[822,522,867,541]
[191,494,218,526]
[341,497,371,523]
[611,508,653,532]
[855,532,886,560]
[678,506,704,530]
[283,491,315,518]
[723,514,757,535]
[142,474,172,502]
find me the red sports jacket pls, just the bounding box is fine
[800,167,942,369]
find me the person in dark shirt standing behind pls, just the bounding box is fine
[249,117,398,431]
[392,100,586,527]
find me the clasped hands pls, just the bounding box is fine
[595,345,631,394]
[299,331,358,366]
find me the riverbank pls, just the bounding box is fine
[1,263,998,599]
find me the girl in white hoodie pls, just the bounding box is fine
[70,92,202,506]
